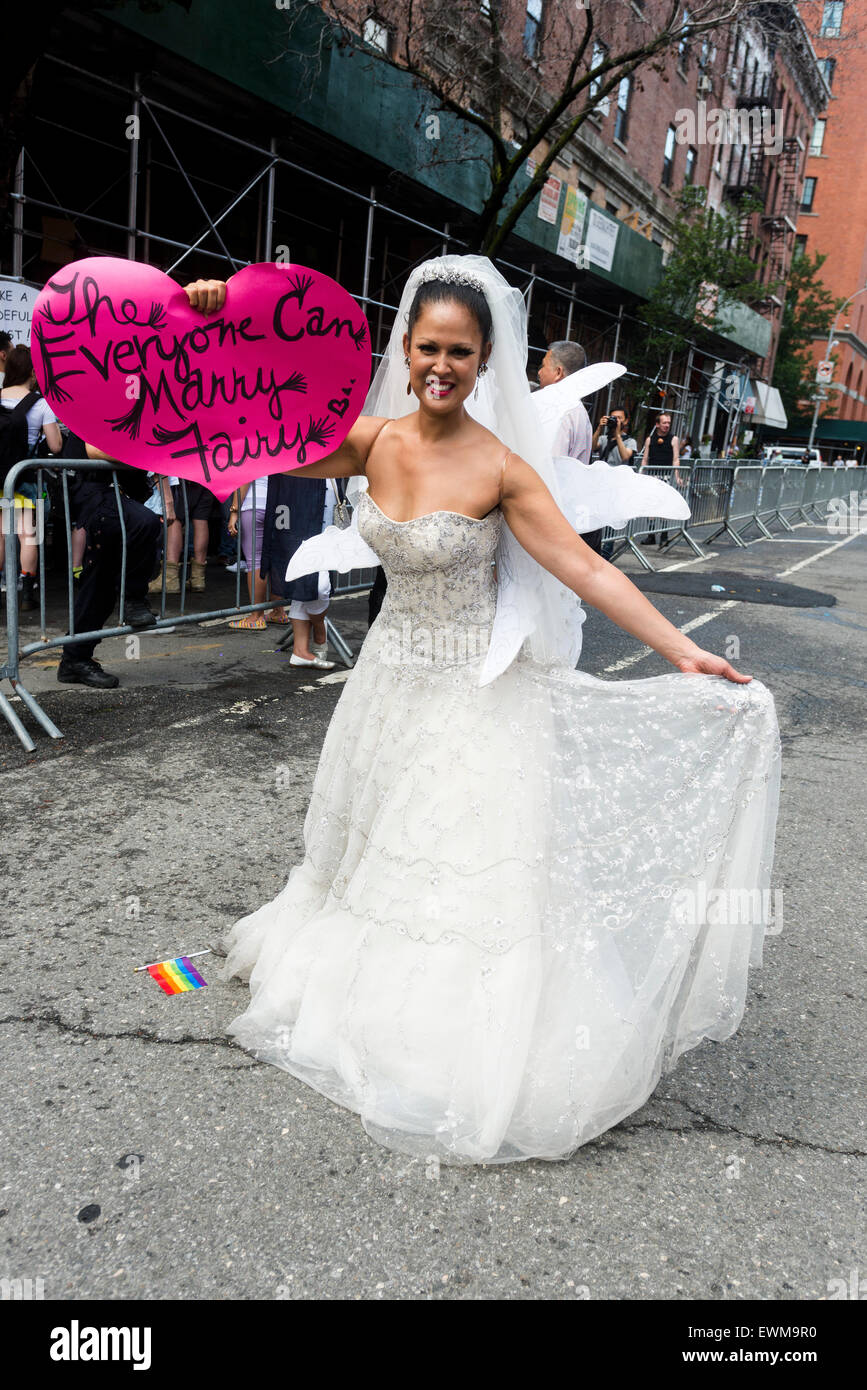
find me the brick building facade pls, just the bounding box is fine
[797,0,867,428]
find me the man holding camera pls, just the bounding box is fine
[591,408,638,467]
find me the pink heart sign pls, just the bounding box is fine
[31,258,372,502]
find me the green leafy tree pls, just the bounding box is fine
[636,186,766,362]
[773,249,844,421]
[625,185,765,422]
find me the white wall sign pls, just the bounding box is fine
[0,279,41,347]
[585,209,619,272]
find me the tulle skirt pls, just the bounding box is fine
[219,633,781,1164]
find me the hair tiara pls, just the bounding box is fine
[414,263,488,296]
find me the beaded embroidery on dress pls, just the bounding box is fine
[219,489,782,1165]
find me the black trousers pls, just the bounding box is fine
[580,528,604,557]
[66,496,161,661]
[368,566,388,626]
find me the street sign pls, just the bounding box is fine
[816,359,834,384]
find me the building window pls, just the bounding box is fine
[684,146,697,184]
[363,16,392,54]
[677,8,690,67]
[662,125,677,186]
[614,76,631,142]
[801,176,817,211]
[820,2,844,36]
[818,57,836,90]
[524,0,544,60]
[809,119,826,156]
[794,234,808,258]
[589,41,608,99]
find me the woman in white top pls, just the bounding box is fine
[0,344,62,605]
[226,476,287,629]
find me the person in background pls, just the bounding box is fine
[833,454,846,467]
[638,412,683,548]
[225,476,287,629]
[680,438,693,460]
[591,407,637,467]
[0,344,62,611]
[538,339,603,556]
[0,330,12,386]
[538,340,592,463]
[147,475,214,593]
[258,470,336,669]
[56,429,160,687]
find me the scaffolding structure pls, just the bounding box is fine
[5,52,766,450]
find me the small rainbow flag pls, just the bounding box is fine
[140,955,209,995]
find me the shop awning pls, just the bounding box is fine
[748,381,788,429]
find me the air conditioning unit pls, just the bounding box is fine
[698,74,713,94]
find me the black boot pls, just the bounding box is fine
[20,573,38,611]
[125,599,158,629]
[57,656,120,688]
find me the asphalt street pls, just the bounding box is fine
[1,515,864,1301]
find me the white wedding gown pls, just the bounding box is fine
[220,490,782,1164]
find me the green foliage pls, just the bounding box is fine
[636,186,765,363]
[773,249,844,421]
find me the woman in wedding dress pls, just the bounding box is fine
[184,257,781,1165]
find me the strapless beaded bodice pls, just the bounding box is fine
[357,490,501,667]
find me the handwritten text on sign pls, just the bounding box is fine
[31,259,372,501]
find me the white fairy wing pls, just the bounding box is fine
[285,509,381,581]
[553,457,691,532]
[532,363,626,453]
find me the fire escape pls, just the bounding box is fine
[723,70,798,323]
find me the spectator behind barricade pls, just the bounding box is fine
[225,475,287,630]
[0,344,62,611]
[0,331,12,385]
[56,429,160,688]
[833,454,846,468]
[147,473,216,594]
[680,438,693,460]
[638,412,682,549]
[537,339,605,557]
[259,470,337,669]
[591,407,637,467]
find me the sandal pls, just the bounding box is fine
[265,610,290,624]
[227,613,266,630]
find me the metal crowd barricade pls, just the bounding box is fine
[3,455,863,751]
[703,465,761,548]
[0,458,358,752]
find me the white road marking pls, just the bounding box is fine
[603,529,862,674]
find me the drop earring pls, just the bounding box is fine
[405,355,412,396]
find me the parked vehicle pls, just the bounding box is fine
[761,445,822,467]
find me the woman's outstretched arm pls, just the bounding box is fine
[501,452,752,684]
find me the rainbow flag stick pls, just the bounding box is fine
[134,949,211,995]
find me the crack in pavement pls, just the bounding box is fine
[619,1097,866,1158]
[3,1013,864,1158]
[0,1008,260,1060]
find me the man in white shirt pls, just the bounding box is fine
[537,339,603,553]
